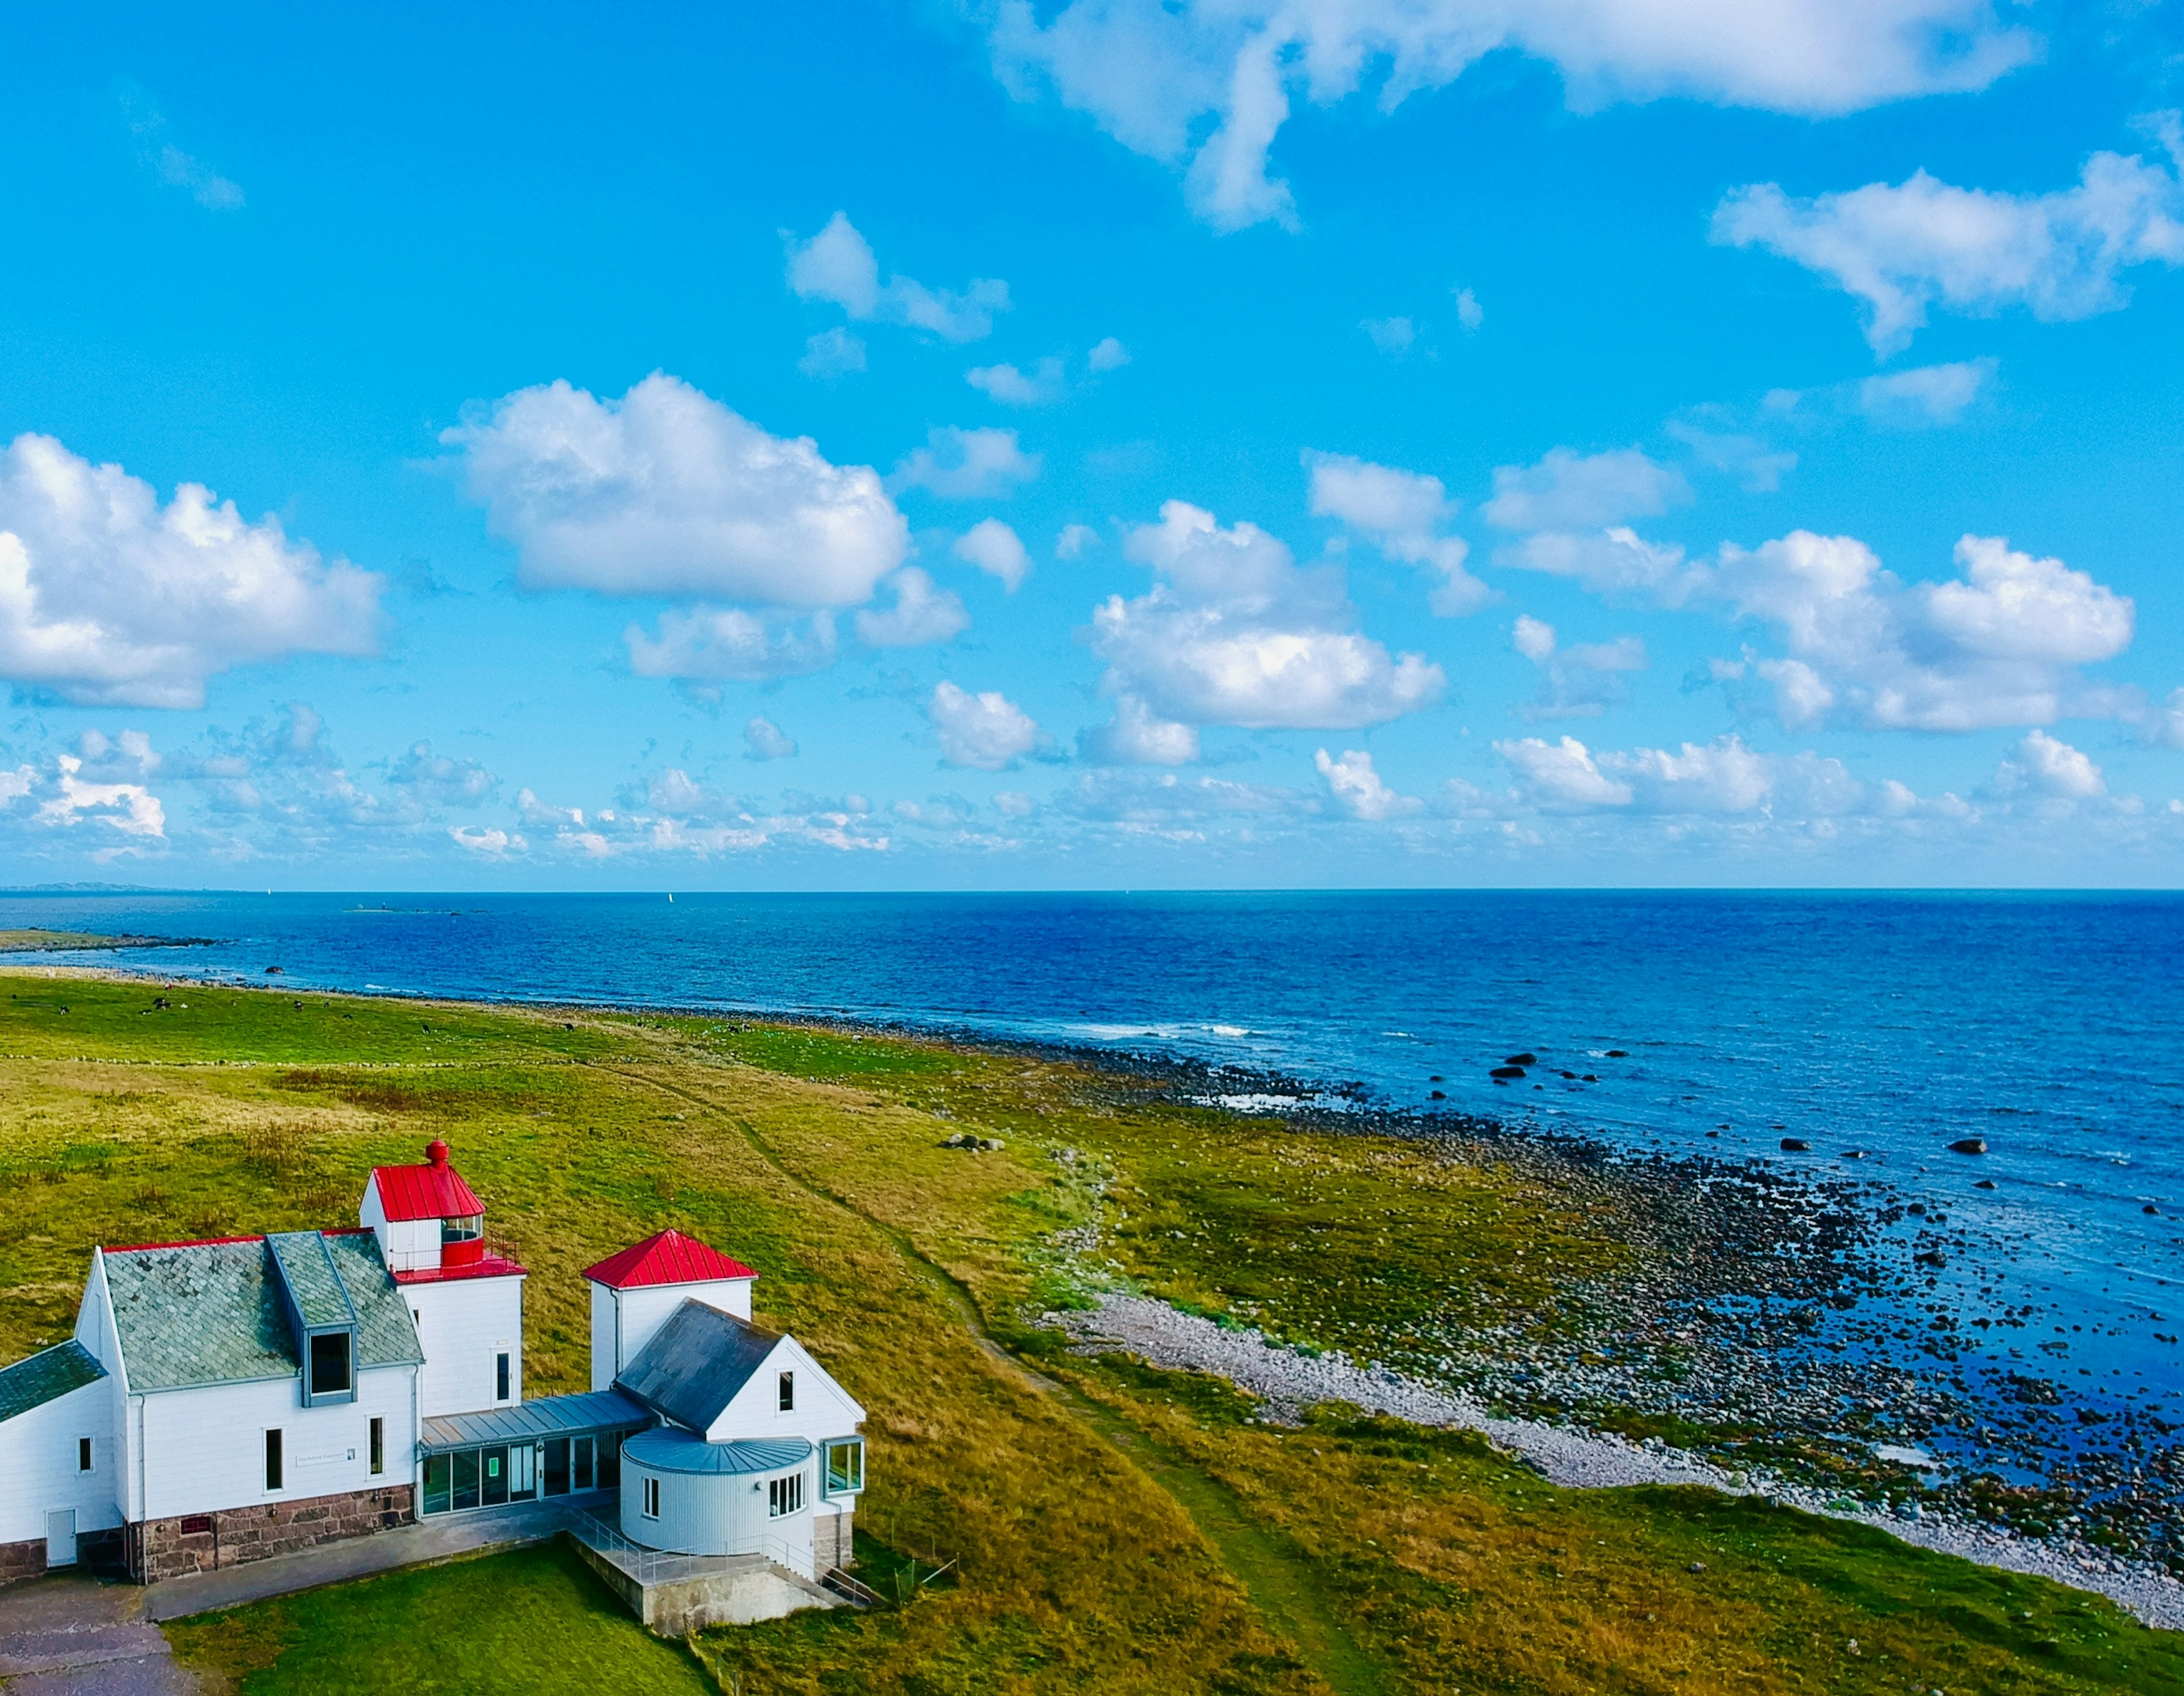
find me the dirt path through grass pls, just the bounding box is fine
[616,1063,1389,1696]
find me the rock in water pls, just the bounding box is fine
[1975,1178,1998,1190]
[1948,1138,1988,1156]
[1490,1065,1527,1079]
[1606,1049,1629,1058]
[1780,1138,1811,1152]
[1504,1051,1538,1066]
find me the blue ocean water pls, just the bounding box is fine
[5,888,2179,1442]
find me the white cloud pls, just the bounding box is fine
[930,680,1041,769]
[626,608,839,681]
[986,1,2030,231]
[0,433,382,709]
[784,212,1011,342]
[1316,747,1422,820]
[1305,451,1488,614]
[1858,358,1995,426]
[1497,735,1633,810]
[1453,287,1484,331]
[1511,617,1646,719]
[890,426,1043,499]
[518,788,584,828]
[1082,693,1201,766]
[1713,121,2184,354]
[1663,420,1798,491]
[1705,530,2133,731]
[121,92,243,211]
[1499,526,1692,595]
[387,742,497,805]
[449,825,526,857]
[1091,500,1445,738]
[744,717,799,760]
[1362,316,1415,355]
[1483,446,1691,531]
[1088,337,1131,371]
[967,357,1068,405]
[445,374,907,606]
[1992,727,2106,800]
[799,328,867,379]
[953,519,1032,591]
[1056,523,1100,560]
[1492,731,1868,817]
[853,568,971,648]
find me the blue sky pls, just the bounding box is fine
[1,1,2182,889]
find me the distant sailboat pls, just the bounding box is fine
[667,892,675,903]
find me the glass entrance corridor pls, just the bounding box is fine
[421,1432,623,1514]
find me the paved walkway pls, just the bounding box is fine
[0,1571,196,1694]
[143,1491,615,1623]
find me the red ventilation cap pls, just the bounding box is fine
[425,1138,450,1168]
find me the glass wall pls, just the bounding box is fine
[421,1431,630,1515]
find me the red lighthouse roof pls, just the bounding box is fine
[369,1137,486,1223]
[582,1229,755,1290]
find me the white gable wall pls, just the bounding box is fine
[702,1335,865,1446]
[406,1275,523,1418]
[0,1376,121,1549]
[360,1179,440,1273]
[71,1253,130,1523]
[130,1363,416,1521]
[597,1279,751,1390]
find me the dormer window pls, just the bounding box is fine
[309,1331,353,1399]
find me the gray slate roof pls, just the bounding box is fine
[615,1300,782,1433]
[104,1231,423,1393]
[0,1341,106,1424]
[421,1389,652,1452]
[268,1230,358,1331]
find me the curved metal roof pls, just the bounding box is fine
[623,1428,811,1476]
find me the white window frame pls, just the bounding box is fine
[777,1370,795,1412]
[76,1436,93,1474]
[264,1428,286,1494]
[642,1476,661,1519]
[767,1471,804,1518]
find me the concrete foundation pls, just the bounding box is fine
[565,1533,843,1635]
[127,1484,414,1583]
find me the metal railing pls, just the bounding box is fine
[564,1509,808,1588]
[821,1566,881,1607]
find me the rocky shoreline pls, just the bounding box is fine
[1050,1292,2184,1631]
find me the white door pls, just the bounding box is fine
[44,1509,76,1567]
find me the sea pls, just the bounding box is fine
[4,887,2178,1477]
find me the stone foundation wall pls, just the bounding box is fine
[130,1484,413,1583]
[0,1536,46,1587]
[813,1506,854,1573]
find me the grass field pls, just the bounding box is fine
[1,967,2174,1694]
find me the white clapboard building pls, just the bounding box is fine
[0,1138,865,1590]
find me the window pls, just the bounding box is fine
[822,1438,864,1498]
[308,1330,352,1400]
[369,1417,384,1477]
[598,1437,621,1491]
[543,1437,570,1497]
[777,1370,795,1412]
[572,1436,594,1492]
[642,1476,661,1518]
[452,1449,480,1511]
[442,1214,482,1246]
[495,1351,511,1401]
[264,1429,284,1492]
[77,1437,92,1474]
[482,1445,509,1507]
[768,1472,804,1517]
[423,1454,452,1515]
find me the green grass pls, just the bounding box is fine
[165,1542,712,1694]
[0,967,2173,1694]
